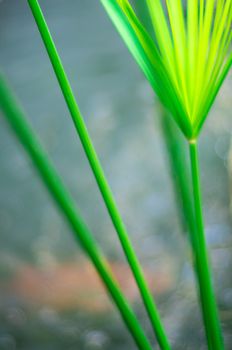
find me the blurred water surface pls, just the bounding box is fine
[0,1,232,349]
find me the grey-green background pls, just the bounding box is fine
[0,1,232,349]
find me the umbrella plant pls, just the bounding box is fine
[99,0,232,349]
[100,0,232,139]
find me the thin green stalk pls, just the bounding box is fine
[189,139,224,350]
[160,107,195,238]
[27,1,171,349]
[0,76,154,350]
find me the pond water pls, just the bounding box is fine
[0,1,232,349]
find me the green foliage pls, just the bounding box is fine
[26,1,171,348]
[1,2,231,349]
[133,0,195,241]
[100,0,232,139]
[0,76,153,350]
[100,1,230,349]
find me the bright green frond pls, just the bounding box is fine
[187,0,198,106]
[195,51,232,135]
[146,0,177,84]
[100,0,193,137]
[100,0,232,139]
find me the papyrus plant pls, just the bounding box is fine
[99,1,232,349]
[100,0,231,139]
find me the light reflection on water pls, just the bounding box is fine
[0,0,232,349]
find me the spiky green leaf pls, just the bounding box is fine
[100,0,232,139]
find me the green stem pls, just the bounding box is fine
[27,1,171,349]
[189,139,224,350]
[160,107,195,238]
[0,76,153,350]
